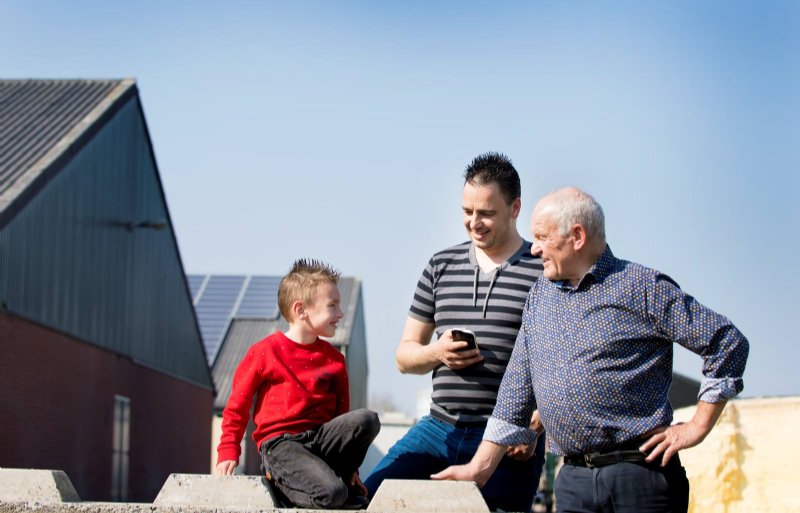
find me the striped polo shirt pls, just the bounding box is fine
[409,240,543,425]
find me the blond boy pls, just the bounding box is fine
[215,259,379,509]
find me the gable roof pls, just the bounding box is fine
[0,79,135,227]
[0,79,213,390]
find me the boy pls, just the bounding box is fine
[215,259,380,509]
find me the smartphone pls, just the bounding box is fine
[451,328,478,351]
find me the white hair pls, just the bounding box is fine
[540,187,606,242]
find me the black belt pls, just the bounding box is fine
[564,447,647,469]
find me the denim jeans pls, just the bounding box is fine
[260,409,380,509]
[554,454,689,513]
[364,415,545,512]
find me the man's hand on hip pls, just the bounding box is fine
[640,400,727,466]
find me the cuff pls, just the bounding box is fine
[484,416,537,446]
[698,377,744,403]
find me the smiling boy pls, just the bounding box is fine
[215,259,379,510]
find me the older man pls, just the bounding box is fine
[433,187,749,513]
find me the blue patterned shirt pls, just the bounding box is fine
[484,246,749,456]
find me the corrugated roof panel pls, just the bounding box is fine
[0,80,122,195]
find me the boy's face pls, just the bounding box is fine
[303,282,344,338]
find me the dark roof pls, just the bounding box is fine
[0,79,135,226]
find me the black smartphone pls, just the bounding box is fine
[451,328,478,351]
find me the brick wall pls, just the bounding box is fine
[0,312,214,502]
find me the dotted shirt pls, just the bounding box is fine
[484,246,749,456]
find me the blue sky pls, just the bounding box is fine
[3,1,798,415]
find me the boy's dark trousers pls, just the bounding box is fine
[260,409,380,509]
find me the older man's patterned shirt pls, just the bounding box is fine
[484,246,749,456]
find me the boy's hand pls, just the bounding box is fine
[215,460,237,475]
[350,471,368,497]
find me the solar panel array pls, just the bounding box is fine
[188,275,282,363]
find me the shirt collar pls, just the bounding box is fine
[583,244,616,284]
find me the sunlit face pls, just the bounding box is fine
[462,182,520,253]
[530,207,578,282]
[303,282,344,338]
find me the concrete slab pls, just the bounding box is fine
[367,480,490,513]
[0,469,80,503]
[153,473,277,509]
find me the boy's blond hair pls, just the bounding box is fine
[278,259,341,321]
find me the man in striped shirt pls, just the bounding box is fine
[364,153,545,512]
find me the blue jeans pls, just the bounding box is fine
[554,454,689,513]
[364,415,545,512]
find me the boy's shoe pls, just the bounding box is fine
[341,494,370,510]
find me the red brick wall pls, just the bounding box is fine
[0,312,214,502]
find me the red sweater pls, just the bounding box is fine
[217,331,350,464]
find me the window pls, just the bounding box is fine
[110,395,130,501]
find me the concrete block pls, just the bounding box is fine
[0,469,80,503]
[153,473,276,509]
[367,480,490,513]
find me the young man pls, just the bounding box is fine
[216,259,380,510]
[365,153,545,512]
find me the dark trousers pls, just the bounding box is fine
[364,415,545,512]
[554,454,689,513]
[260,409,380,509]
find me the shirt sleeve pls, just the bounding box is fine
[408,258,436,323]
[647,272,750,403]
[484,289,539,446]
[217,346,265,463]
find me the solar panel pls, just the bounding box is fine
[236,275,281,318]
[194,275,246,361]
[186,275,206,301]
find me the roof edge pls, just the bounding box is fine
[0,79,137,228]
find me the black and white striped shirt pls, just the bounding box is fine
[409,240,543,425]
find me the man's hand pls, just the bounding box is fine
[215,460,237,475]
[506,442,537,461]
[433,330,484,370]
[398,317,483,374]
[350,471,368,497]
[431,463,489,488]
[640,400,726,466]
[431,441,506,488]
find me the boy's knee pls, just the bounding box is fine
[352,408,381,438]
[312,478,348,508]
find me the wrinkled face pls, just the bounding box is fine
[530,207,578,282]
[462,182,519,253]
[304,282,344,338]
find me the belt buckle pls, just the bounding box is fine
[583,453,597,469]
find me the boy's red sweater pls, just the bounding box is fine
[217,331,350,464]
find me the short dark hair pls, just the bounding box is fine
[463,152,521,205]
